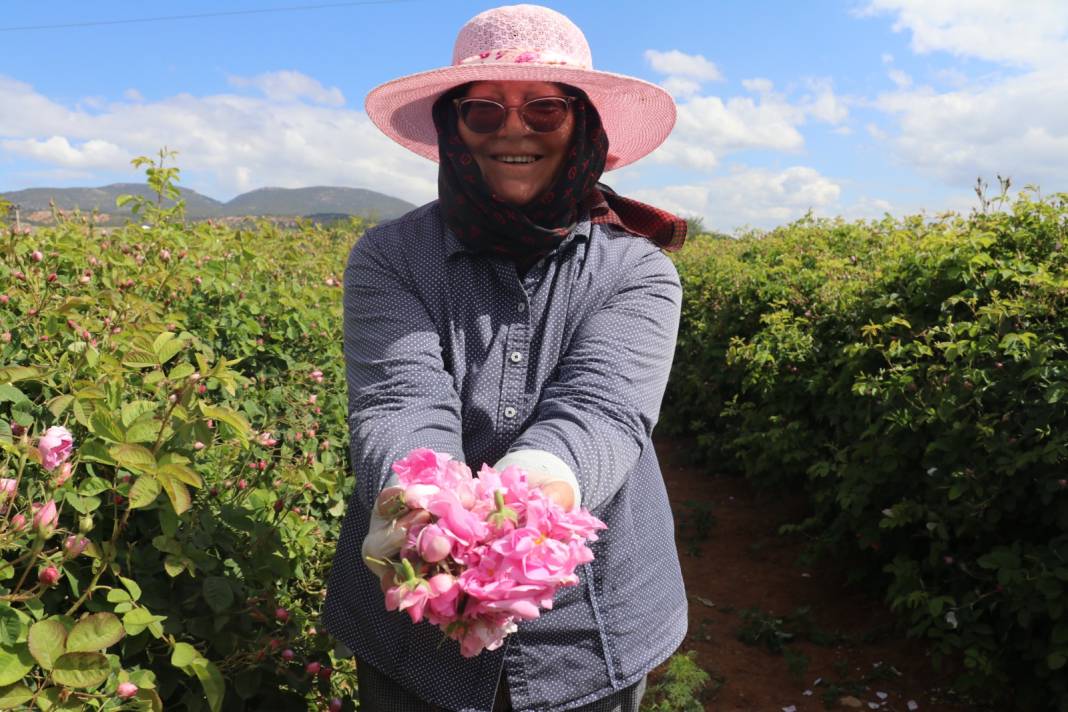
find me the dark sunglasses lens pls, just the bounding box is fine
[459,100,506,133]
[521,99,568,132]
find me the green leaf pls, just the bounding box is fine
[27,619,67,670]
[109,443,157,474]
[65,612,124,652]
[0,607,23,646]
[192,658,225,712]
[106,589,131,603]
[89,411,125,443]
[0,682,33,709]
[159,463,202,489]
[125,418,162,444]
[171,641,199,669]
[33,686,84,711]
[199,404,250,437]
[78,477,111,497]
[159,476,192,515]
[63,492,101,515]
[119,576,142,601]
[128,476,162,509]
[1048,652,1066,671]
[163,555,187,577]
[0,643,34,686]
[202,577,234,613]
[122,608,166,637]
[0,366,41,384]
[51,651,109,689]
[168,363,195,382]
[0,385,28,404]
[120,400,157,428]
[46,394,74,419]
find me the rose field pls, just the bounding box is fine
[1,160,1067,711]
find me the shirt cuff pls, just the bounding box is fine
[493,449,582,511]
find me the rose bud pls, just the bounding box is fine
[237,479,248,490]
[117,682,138,699]
[11,513,27,531]
[64,535,89,558]
[275,607,289,622]
[47,272,57,283]
[31,250,43,262]
[274,499,285,513]
[32,500,59,537]
[38,565,61,586]
[280,648,294,661]
[305,661,321,676]
[329,698,343,712]
[1,332,10,343]
[0,294,7,304]
[194,441,205,450]
[318,665,333,681]
[417,523,452,563]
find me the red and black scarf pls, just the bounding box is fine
[432,86,687,273]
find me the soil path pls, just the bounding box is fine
[653,435,977,712]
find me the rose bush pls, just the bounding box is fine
[0,155,363,710]
[663,190,1068,710]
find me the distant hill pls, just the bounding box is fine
[0,183,415,223]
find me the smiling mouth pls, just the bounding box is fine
[492,154,542,164]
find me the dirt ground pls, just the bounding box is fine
[652,435,982,712]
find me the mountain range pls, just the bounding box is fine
[0,184,416,223]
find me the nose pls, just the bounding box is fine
[494,106,529,136]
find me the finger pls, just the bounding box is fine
[537,481,575,512]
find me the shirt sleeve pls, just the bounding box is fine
[342,228,464,511]
[504,243,683,512]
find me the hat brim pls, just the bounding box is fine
[365,64,676,171]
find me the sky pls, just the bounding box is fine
[1,0,1066,233]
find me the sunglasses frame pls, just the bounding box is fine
[453,95,577,134]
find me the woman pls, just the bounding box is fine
[322,5,689,711]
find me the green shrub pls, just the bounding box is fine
[0,155,360,709]
[664,191,1068,710]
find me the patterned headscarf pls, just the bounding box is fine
[432,85,686,272]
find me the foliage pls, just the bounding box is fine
[663,190,1068,710]
[0,152,360,710]
[640,651,716,712]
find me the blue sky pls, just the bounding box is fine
[1,1,1066,231]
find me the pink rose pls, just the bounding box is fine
[117,682,138,699]
[38,426,74,471]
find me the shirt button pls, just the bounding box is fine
[509,351,523,364]
[503,406,517,419]
[516,302,526,313]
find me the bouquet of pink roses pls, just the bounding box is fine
[366,448,606,657]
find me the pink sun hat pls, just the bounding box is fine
[365,4,676,171]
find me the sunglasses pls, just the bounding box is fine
[453,96,576,134]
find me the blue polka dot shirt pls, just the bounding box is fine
[322,201,688,712]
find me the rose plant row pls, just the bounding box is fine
[0,156,360,711]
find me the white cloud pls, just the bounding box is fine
[123,88,144,102]
[661,77,702,100]
[649,77,850,174]
[0,71,436,204]
[644,50,723,81]
[2,137,128,169]
[888,68,912,88]
[227,70,346,106]
[863,0,1068,68]
[862,3,1068,189]
[629,165,843,231]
